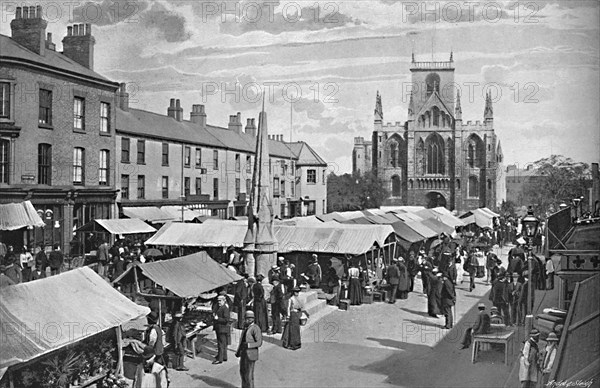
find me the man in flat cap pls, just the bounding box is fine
[236,310,263,388]
[459,303,491,349]
[519,329,541,388]
[213,295,231,364]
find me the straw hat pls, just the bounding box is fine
[546,332,559,342]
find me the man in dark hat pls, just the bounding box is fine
[234,275,250,330]
[440,272,456,329]
[517,272,533,326]
[459,303,491,349]
[268,264,280,284]
[386,258,400,304]
[490,269,511,325]
[144,312,165,367]
[170,312,188,371]
[270,276,284,334]
[540,332,559,385]
[48,244,63,276]
[213,295,231,364]
[236,310,263,388]
[305,254,322,289]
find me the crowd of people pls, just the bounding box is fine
[0,243,65,287]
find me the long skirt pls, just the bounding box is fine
[455,263,464,284]
[282,311,302,350]
[253,299,269,333]
[348,278,362,305]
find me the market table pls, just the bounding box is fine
[472,324,515,365]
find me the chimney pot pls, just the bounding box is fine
[86,23,91,35]
[16,7,21,19]
[117,82,129,111]
[176,99,181,108]
[47,32,52,42]
[190,104,207,127]
[22,6,28,18]
[37,5,42,18]
[67,26,72,36]
[73,24,79,35]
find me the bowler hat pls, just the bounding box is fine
[245,311,255,318]
[530,328,540,337]
[248,277,256,283]
[477,303,486,309]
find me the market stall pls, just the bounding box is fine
[0,267,149,387]
[112,252,241,359]
[73,218,157,256]
[0,200,45,251]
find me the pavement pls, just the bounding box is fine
[160,245,560,388]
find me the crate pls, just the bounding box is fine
[372,292,383,302]
[363,294,373,304]
[339,299,350,310]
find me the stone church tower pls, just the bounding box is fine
[360,53,499,212]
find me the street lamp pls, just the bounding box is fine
[521,206,540,330]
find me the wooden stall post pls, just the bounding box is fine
[116,325,124,377]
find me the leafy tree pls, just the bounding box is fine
[500,199,517,217]
[327,171,389,212]
[524,155,590,215]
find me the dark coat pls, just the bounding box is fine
[48,251,63,269]
[234,280,249,307]
[490,278,509,305]
[386,264,400,285]
[473,310,491,335]
[397,262,409,291]
[441,278,456,307]
[213,305,231,334]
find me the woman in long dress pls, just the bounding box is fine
[282,287,304,350]
[252,275,269,333]
[397,258,409,299]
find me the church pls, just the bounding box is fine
[353,53,503,213]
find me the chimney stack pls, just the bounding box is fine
[62,23,95,69]
[190,104,207,128]
[117,83,129,111]
[175,99,183,121]
[228,112,243,134]
[10,6,48,55]
[45,32,55,51]
[167,99,177,119]
[245,118,257,136]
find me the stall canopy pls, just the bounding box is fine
[460,208,495,228]
[145,221,247,247]
[76,218,156,235]
[275,224,394,255]
[0,201,44,231]
[114,252,241,298]
[160,206,208,222]
[391,221,427,249]
[0,267,149,379]
[122,207,175,223]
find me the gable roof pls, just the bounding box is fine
[293,142,327,166]
[414,91,455,120]
[0,34,116,88]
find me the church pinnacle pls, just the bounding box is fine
[455,90,462,120]
[484,90,493,120]
[374,91,383,122]
[408,91,415,120]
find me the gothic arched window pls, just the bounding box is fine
[426,73,441,96]
[426,133,445,174]
[468,144,475,167]
[468,175,479,198]
[390,142,397,167]
[391,175,401,197]
[432,106,440,127]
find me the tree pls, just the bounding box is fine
[500,199,517,217]
[327,171,389,212]
[524,155,591,216]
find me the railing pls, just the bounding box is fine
[411,61,454,70]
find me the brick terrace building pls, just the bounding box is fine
[115,96,328,220]
[0,7,119,254]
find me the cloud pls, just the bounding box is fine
[141,2,191,42]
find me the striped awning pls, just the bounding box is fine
[0,201,45,231]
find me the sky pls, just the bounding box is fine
[1,0,599,174]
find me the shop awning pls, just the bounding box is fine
[0,201,45,231]
[122,207,176,223]
[0,267,149,378]
[76,219,156,235]
[160,206,209,222]
[391,220,427,249]
[114,252,241,298]
[145,221,247,247]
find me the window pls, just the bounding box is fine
[307,169,316,184]
[246,155,251,173]
[121,138,130,163]
[0,82,10,119]
[137,140,145,164]
[291,161,295,176]
[73,147,85,185]
[213,178,219,199]
[121,174,129,199]
[280,160,285,175]
[281,180,285,196]
[235,178,240,196]
[137,175,145,199]
[162,176,169,199]
[184,177,190,196]
[38,144,52,185]
[426,133,445,174]
[162,143,169,166]
[100,102,110,133]
[39,89,52,125]
[467,144,474,168]
[291,179,295,197]
[213,150,218,170]
[235,154,240,172]
[195,177,202,195]
[273,178,280,196]
[468,176,478,198]
[184,146,191,167]
[195,148,202,168]
[246,179,251,194]
[0,139,9,183]
[322,170,326,185]
[391,175,401,197]
[281,204,286,218]
[432,106,440,127]
[73,97,85,130]
[98,149,109,185]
